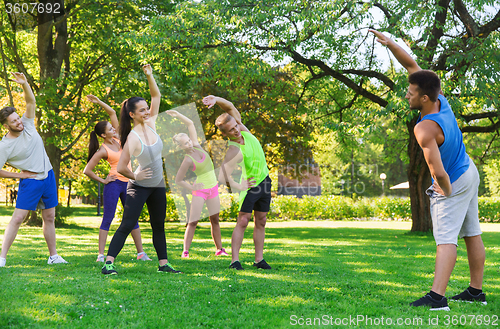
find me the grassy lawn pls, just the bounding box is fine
[0,206,499,328]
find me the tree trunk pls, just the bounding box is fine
[67,179,72,208]
[37,1,67,191]
[407,118,433,232]
[44,141,62,190]
[25,210,42,227]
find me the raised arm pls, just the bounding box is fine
[142,64,161,120]
[166,110,199,146]
[368,29,421,75]
[86,94,119,131]
[202,95,242,124]
[12,72,36,119]
[203,95,249,132]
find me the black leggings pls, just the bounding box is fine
[107,183,168,260]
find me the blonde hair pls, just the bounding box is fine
[172,133,188,146]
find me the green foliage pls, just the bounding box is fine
[483,159,500,196]
[166,194,180,221]
[269,195,392,220]
[219,194,239,221]
[115,198,147,222]
[55,206,75,226]
[268,196,500,222]
[1,216,499,328]
[478,197,500,222]
[113,194,184,222]
[374,197,412,220]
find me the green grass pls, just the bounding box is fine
[0,209,499,328]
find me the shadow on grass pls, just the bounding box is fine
[1,223,498,328]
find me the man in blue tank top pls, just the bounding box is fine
[369,30,486,310]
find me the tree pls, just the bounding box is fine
[141,0,500,231]
[0,0,181,189]
[133,43,314,174]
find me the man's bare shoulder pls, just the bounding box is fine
[414,120,441,146]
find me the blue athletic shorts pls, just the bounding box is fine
[16,169,58,211]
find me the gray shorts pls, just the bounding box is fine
[426,160,482,246]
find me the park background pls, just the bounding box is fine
[0,0,499,328]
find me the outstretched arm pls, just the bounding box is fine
[142,64,161,121]
[12,73,36,119]
[167,110,199,146]
[368,29,421,75]
[203,95,249,132]
[86,95,119,131]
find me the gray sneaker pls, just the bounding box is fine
[137,252,152,261]
[47,255,68,264]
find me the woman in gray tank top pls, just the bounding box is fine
[101,64,181,275]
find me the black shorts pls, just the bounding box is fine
[240,176,272,213]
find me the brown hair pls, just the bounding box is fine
[215,113,234,132]
[87,121,109,163]
[408,70,441,102]
[119,97,145,147]
[0,107,16,125]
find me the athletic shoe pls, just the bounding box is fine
[102,261,117,275]
[409,294,450,311]
[96,254,105,262]
[215,248,229,256]
[451,289,487,305]
[47,255,68,264]
[253,259,272,270]
[137,252,152,261]
[158,262,182,273]
[229,260,244,270]
[0,257,5,267]
[181,251,189,259]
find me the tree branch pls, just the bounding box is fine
[424,0,451,63]
[453,0,480,37]
[341,69,395,90]
[461,111,500,122]
[462,120,500,133]
[280,48,388,107]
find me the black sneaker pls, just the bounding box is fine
[253,259,272,270]
[451,289,487,305]
[158,262,182,273]
[102,261,117,275]
[410,294,450,311]
[229,261,244,270]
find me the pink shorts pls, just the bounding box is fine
[192,184,219,201]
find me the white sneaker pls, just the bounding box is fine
[137,252,152,261]
[96,254,105,262]
[0,257,6,267]
[47,255,68,264]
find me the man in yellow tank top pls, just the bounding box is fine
[203,95,272,271]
